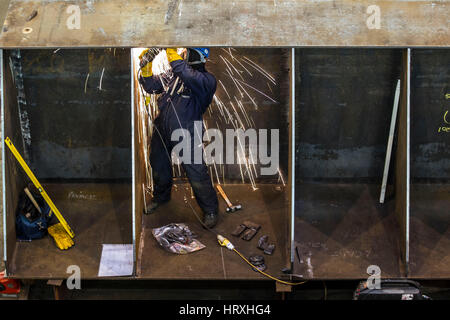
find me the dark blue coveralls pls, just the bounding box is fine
[139,59,219,215]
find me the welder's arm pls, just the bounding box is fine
[166,48,216,98]
[139,74,164,94]
[138,49,164,94]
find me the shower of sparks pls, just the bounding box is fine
[133,48,281,195]
[278,167,286,187]
[151,49,172,77]
[84,73,89,93]
[98,67,105,91]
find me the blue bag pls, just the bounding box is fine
[16,191,52,241]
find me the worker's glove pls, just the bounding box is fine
[166,48,183,63]
[139,48,159,67]
[145,96,151,106]
[139,48,160,77]
[48,223,74,250]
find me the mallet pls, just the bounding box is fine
[216,185,242,213]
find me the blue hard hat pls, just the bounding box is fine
[192,48,210,59]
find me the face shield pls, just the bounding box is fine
[178,48,206,65]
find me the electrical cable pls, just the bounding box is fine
[187,198,306,286]
[232,247,307,286]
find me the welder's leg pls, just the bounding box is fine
[150,126,173,203]
[181,139,218,216]
[183,163,218,214]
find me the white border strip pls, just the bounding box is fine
[406,48,411,266]
[290,48,295,263]
[131,50,136,275]
[1,49,6,265]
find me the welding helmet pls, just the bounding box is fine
[187,48,210,65]
[193,48,209,59]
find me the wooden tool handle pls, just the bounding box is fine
[216,185,233,207]
[24,187,42,214]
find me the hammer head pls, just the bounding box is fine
[226,204,242,213]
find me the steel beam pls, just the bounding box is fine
[0,0,448,48]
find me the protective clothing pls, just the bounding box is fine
[186,48,209,65]
[166,48,183,63]
[166,48,209,65]
[141,62,153,77]
[144,199,166,215]
[48,223,74,250]
[139,53,219,223]
[139,48,160,77]
[193,48,210,61]
[203,212,218,229]
[193,48,210,59]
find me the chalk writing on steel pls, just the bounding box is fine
[438,94,449,133]
[438,111,449,133]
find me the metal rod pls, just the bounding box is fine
[290,48,296,264]
[406,48,411,268]
[131,50,137,276]
[1,48,7,266]
[380,79,401,203]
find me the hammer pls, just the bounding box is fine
[216,185,242,213]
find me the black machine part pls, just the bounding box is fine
[249,255,266,272]
[231,221,261,241]
[249,254,265,265]
[257,235,276,255]
[354,279,429,300]
[231,224,247,237]
[241,221,261,241]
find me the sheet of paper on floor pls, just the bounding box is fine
[98,244,133,277]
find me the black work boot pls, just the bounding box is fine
[203,212,219,229]
[144,199,168,215]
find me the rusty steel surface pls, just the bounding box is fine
[409,184,450,279]
[0,0,449,48]
[294,183,403,279]
[0,1,10,34]
[138,183,289,280]
[409,49,449,278]
[294,48,402,179]
[17,48,132,180]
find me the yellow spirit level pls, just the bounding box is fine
[5,137,75,238]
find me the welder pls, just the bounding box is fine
[139,48,219,228]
